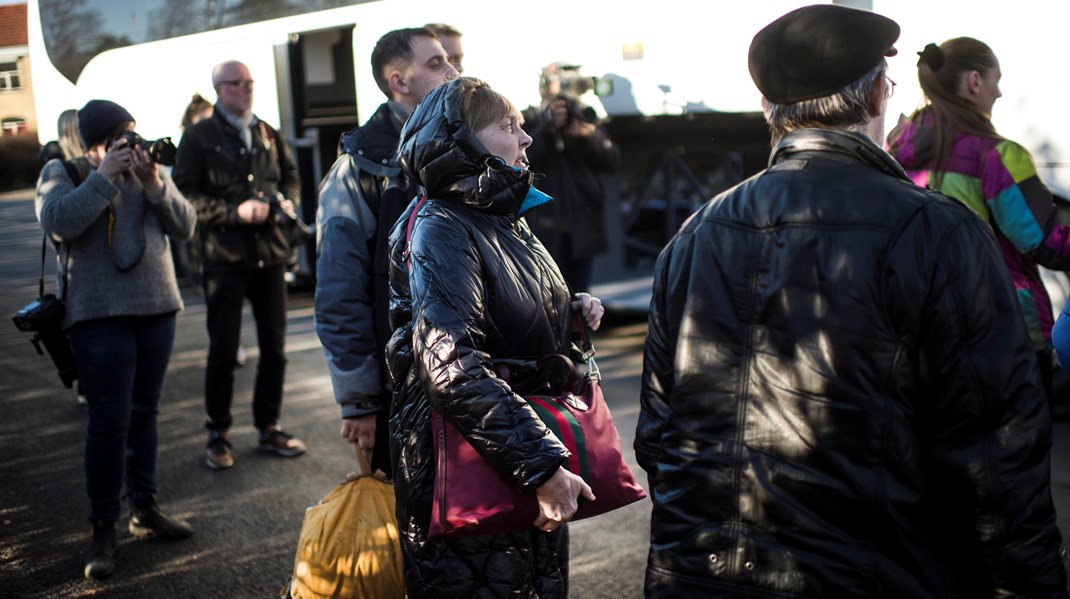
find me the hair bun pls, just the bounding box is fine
[917,43,944,71]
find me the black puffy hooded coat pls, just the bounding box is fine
[385,78,579,598]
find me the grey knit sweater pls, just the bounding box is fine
[35,160,196,330]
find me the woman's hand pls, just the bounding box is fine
[130,145,162,195]
[96,142,134,182]
[533,466,595,533]
[571,292,605,331]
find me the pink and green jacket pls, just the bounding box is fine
[888,114,1070,350]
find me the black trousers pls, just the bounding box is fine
[203,264,288,432]
[536,231,594,293]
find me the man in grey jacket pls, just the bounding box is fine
[314,27,457,473]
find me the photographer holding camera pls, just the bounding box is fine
[522,62,620,292]
[172,60,307,471]
[35,99,197,580]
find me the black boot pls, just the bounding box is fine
[129,501,194,540]
[84,520,116,580]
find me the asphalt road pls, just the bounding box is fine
[3,185,1070,598]
[0,188,650,599]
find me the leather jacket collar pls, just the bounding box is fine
[771,129,911,182]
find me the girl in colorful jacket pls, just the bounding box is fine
[888,37,1070,404]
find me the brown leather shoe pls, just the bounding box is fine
[205,430,234,469]
[257,426,306,457]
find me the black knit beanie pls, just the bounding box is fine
[77,100,134,148]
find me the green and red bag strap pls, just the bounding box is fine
[404,194,428,270]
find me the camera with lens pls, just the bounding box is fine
[12,294,79,388]
[108,131,177,166]
[540,64,599,126]
[556,70,596,99]
[264,191,312,247]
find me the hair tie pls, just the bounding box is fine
[917,43,944,71]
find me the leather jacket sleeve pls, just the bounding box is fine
[172,124,240,228]
[890,206,1066,597]
[636,234,680,477]
[272,128,301,208]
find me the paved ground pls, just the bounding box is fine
[2,185,1070,597]
[0,187,650,598]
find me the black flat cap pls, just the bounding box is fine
[749,4,899,104]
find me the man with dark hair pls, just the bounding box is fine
[423,22,464,73]
[636,5,1067,598]
[314,28,457,474]
[173,60,306,470]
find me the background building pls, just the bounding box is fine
[0,2,40,190]
[0,2,35,137]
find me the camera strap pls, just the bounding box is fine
[37,233,69,302]
[34,160,84,302]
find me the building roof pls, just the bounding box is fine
[0,4,28,49]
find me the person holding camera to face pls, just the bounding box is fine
[172,60,306,471]
[35,99,197,580]
[522,63,620,293]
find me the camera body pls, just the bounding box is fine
[12,294,79,388]
[264,192,312,247]
[108,131,177,166]
[555,70,596,99]
[539,64,599,127]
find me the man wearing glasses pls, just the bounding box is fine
[173,60,307,470]
[636,5,1066,597]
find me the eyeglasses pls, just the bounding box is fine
[884,76,896,100]
[218,79,254,89]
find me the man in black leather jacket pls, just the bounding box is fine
[173,60,306,469]
[636,5,1067,598]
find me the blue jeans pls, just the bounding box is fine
[66,314,176,524]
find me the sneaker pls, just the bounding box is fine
[257,426,306,457]
[235,344,246,367]
[77,393,88,405]
[129,500,194,540]
[84,520,116,580]
[206,430,234,470]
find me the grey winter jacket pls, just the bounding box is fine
[35,160,196,329]
[314,102,414,419]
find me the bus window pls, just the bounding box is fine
[37,0,374,83]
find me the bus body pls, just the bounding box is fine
[27,0,1070,305]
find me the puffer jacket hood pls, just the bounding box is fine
[398,77,543,218]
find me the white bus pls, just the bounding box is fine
[27,0,1070,306]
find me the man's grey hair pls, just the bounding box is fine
[763,60,886,144]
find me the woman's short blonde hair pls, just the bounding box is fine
[458,78,517,133]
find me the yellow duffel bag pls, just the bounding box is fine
[283,445,405,599]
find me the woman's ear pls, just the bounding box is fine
[961,70,982,98]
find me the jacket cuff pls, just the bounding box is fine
[340,397,383,419]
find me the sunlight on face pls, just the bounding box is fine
[474,111,532,168]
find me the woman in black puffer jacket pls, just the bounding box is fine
[385,77,605,598]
